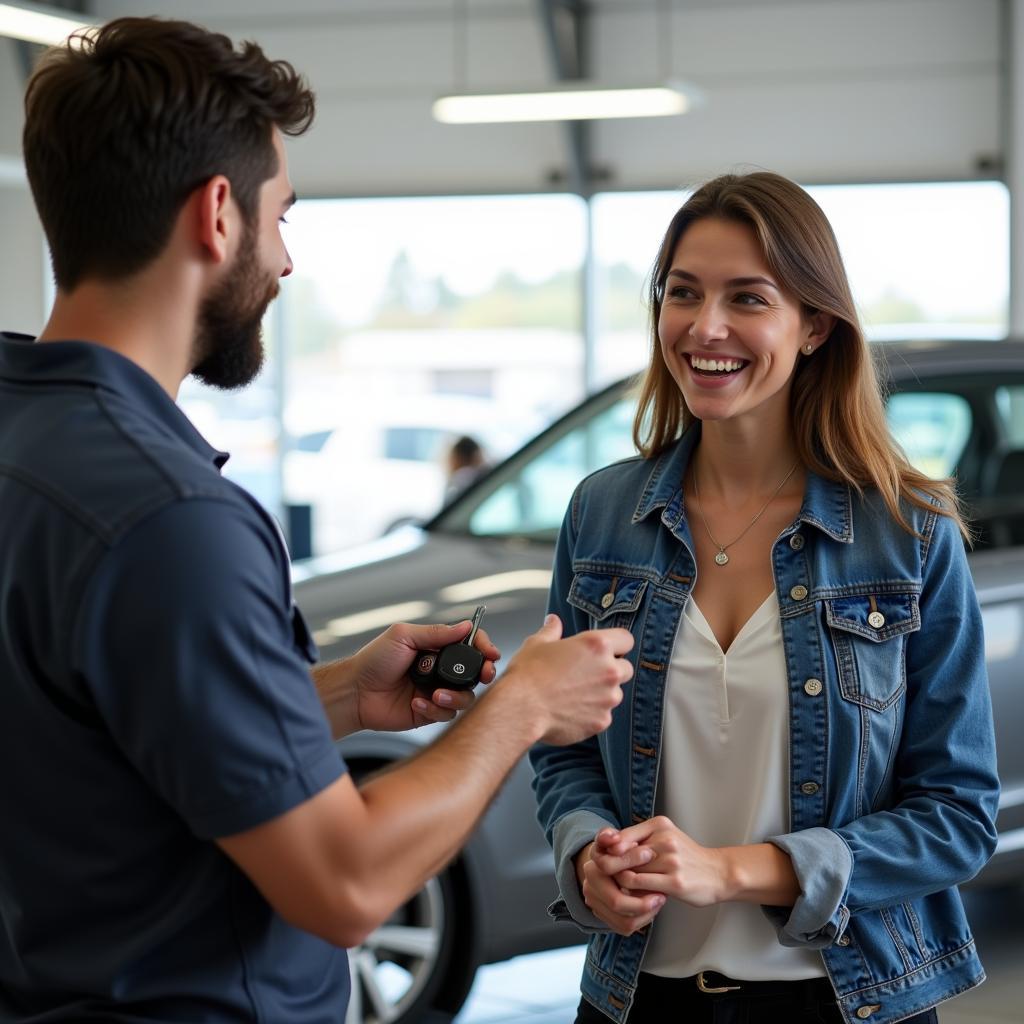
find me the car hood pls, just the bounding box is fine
[293,527,558,670]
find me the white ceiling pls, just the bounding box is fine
[1,0,1004,196]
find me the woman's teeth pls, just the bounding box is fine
[689,355,745,374]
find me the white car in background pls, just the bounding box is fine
[284,393,540,554]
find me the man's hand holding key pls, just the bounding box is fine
[405,608,634,745]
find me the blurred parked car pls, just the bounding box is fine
[284,394,538,554]
[291,339,1024,1024]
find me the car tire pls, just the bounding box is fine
[342,757,479,1024]
[344,863,470,1024]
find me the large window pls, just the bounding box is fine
[812,181,1009,341]
[277,194,587,555]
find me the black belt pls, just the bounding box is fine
[646,970,834,1002]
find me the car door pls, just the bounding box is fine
[886,372,1024,881]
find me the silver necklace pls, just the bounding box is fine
[691,461,799,567]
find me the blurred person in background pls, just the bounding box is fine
[445,433,490,502]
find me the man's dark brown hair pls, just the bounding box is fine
[23,17,315,291]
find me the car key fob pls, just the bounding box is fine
[413,605,487,693]
[409,650,440,692]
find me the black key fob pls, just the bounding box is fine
[410,651,440,693]
[436,642,485,690]
[412,605,487,694]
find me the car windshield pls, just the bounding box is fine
[431,379,639,541]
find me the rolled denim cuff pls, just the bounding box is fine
[763,827,853,947]
[547,809,617,933]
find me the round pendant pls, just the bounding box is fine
[714,550,730,566]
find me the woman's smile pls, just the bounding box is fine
[659,218,809,423]
[684,352,752,387]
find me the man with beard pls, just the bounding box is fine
[193,211,280,388]
[0,17,635,1023]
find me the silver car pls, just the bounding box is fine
[292,339,1024,1024]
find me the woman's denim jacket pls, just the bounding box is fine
[529,429,999,1024]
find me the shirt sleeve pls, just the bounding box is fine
[72,497,346,840]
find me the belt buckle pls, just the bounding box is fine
[696,971,741,994]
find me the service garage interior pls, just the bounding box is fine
[1,3,1023,1024]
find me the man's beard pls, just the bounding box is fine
[191,224,279,390]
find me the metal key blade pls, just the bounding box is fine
[467,604,487,644]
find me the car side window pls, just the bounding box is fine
[383,426,446,462]
[983,384,1024,547]
[995,385,1024,445]
[885,378,1024,550]
[467,399,636,537]
[885,392,972,480]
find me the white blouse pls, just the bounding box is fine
[641,592,825,981]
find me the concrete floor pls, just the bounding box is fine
[455,945,585,1024]
[454,887,1024,1024]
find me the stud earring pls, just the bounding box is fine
[803,344,814,355]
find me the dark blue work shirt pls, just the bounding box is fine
[0,334,349,1022]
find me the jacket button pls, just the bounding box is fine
[836,933,851,946]
[800,781,820,796]
[804,678,823,696]
[600,593,615,609]
[789,585,808,601]
[789,533,805,550]
[856,1007,881,1020]
[867,611,885,628]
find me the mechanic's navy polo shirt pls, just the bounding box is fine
[0,333,349,1022]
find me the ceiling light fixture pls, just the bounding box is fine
[433,80,701,124]
[0,0,92,46]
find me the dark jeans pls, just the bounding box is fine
[574,971,940,1024]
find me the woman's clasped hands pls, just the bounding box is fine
[576,819,731,936]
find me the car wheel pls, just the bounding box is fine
[344,863,469,1024]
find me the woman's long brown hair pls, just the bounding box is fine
[632,171,968,540]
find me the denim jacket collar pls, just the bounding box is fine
[632,423,854,544]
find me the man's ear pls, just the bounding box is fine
[196,175,235,264]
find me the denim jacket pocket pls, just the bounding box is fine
[568,571,648,628]
[825,592,920,710]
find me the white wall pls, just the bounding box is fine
[0,39,46,333]
[590,0,1001,188]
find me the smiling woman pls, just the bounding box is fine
[655,217,827,429]
[530,170,999,1024]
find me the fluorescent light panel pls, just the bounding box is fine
[433,82,700,124]
[0,1,92,46]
